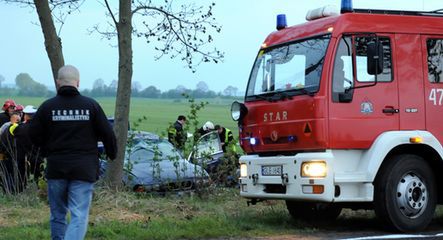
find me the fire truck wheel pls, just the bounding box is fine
[285,201,342,222]
[374,154,436,232]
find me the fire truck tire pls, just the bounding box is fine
[285,201,342,222]
[374,154,436,232]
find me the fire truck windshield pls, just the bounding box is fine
[246,35,330,101]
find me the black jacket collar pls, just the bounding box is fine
[57,86,80,96]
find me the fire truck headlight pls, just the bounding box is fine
[240,164,248,177]
[231,101,248,121]
[301,161,327,178]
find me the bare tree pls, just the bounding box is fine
[3,0,223,189]
[98,0,223,188]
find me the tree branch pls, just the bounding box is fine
[104,0,118,27]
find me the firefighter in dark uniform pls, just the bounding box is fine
[168,115,187,151]
[0,115,24,194]
[0,106,39,194]
[215,124,236,153]
[0,100,16,176]
[214,125,238,186]
[0,99,16,126]
[13,105,42,183]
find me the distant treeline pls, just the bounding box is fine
[0,73,54,97]
[0,73,242,99]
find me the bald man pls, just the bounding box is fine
[29,65,117,240]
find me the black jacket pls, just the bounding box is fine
[0,111,10,127]
[0,122,28,178]
[168,121,186,149]
[28,86,117,182]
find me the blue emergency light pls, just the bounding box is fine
[341,0,353,13]
[276,14,287,30]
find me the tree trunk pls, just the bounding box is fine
[34,0,65,83]
[105,0,133,189]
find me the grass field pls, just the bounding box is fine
[2,185,443,240]
[0,187,310,240]
[1,96,240,137]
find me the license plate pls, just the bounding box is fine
[261,165,282,176]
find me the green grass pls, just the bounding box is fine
[2,96,240,137]
[3,185,443,239]
[0,187,311,240]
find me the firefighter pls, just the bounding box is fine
[168,115,187,151]
[15,104,24,122]
[0,99,16,179]
[13,105,42,183]
[0,99,16,126]
[0,112,25,194]
[214,124,236,153]
[194,121,215,141]
[0,112,21,136]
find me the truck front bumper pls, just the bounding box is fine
[239,149,374,202]
[239,152,336,202]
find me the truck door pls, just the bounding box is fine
[422,36,443,143]
[329,34,399,149]
[395,34,425,130]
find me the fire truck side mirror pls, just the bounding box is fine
[367,41,384,75]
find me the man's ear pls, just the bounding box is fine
[55,79,61,90]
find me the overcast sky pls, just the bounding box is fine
[0,0,440,92]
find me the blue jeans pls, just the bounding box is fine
[47,179,94,240]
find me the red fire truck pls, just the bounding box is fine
[231,1,443,232]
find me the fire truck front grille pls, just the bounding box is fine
[264,184,286,194]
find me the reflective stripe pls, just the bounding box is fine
[9,123,18,136]
[225,128,236,152]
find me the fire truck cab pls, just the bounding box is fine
[232,2,443,232]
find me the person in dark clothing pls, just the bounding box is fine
[28,65,117,240]
[214,124,236,153]
[0,99,16,126]
[0,112,21,136]
[0,119,25,194]
[195,121,215,140]
[0,100,16,178]
[168,115,187,151]
[0,109,35,194]
[14,104,24,122]
[13,105,42,183]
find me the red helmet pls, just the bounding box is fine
[15,104,24,112]
[2,99,16,111]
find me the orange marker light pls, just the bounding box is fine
[302,185,324,194]
[312,185,324,194]
[409,137,423,143]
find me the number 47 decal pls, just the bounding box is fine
[429,88,443,106]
